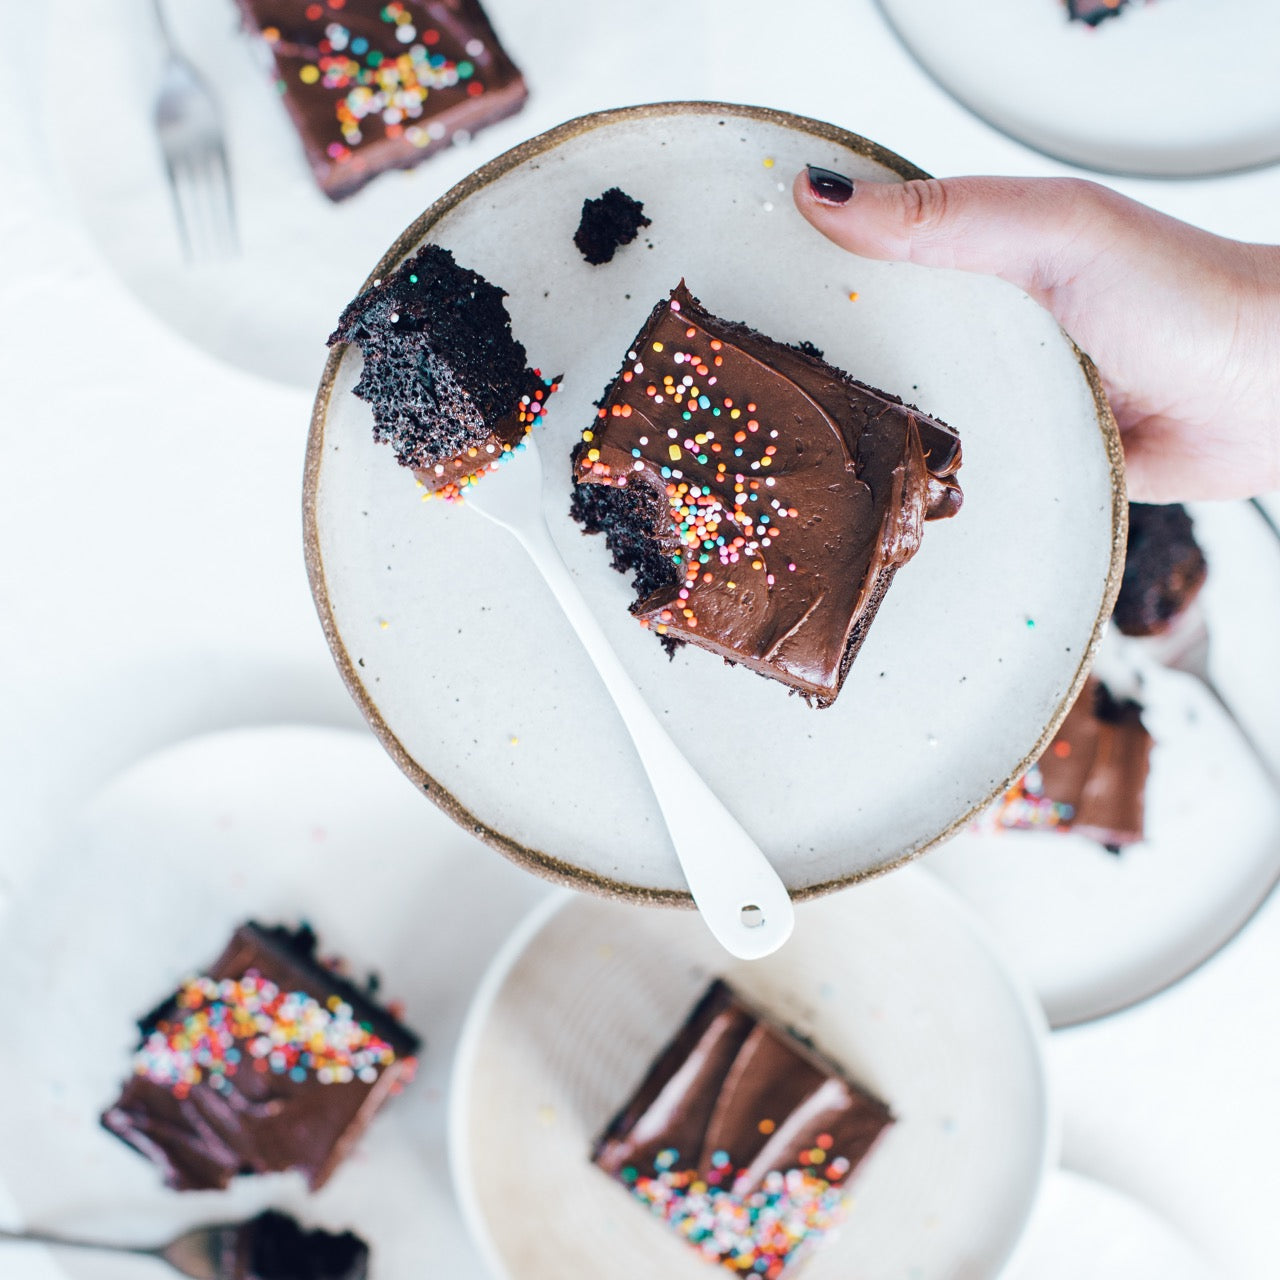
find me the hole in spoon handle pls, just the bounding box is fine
[691,879,795,960]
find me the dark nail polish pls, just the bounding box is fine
[807,165,855,205]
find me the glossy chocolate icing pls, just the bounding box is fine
[233,0,526,200]
[572,283,962,705]
[101,923,419,1192]
[988,677,1152,848]
[594,980,893,1274]
[1037,679,1151,847]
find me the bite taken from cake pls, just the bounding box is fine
[571,282,963,707]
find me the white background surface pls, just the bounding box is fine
[1,1,1279,1277]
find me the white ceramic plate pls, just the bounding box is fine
[450,869,1054,1280]
[875,0,1280,177]
[0,725,549,1277]
[926,501,1280,1027]
[306,102,1123,903]
[38,0,716,387]
[1005,1171,1214,1280]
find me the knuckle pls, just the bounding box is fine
[899,179,951,234]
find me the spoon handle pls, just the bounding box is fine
[513,516,794,959]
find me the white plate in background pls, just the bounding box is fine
[450,870,1054,1280]
[875,0,1280,177]
[0,725,548,1278]
[926,501,1280,1027]
[39,0,716,386]
[307,102,1122,903]
[1006,1171,1214,1280]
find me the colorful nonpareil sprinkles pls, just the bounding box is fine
[418,373,558,503]
[620,1157,851,1278]
[579,299,796,635]
[132,971,403,1099]
[260,1,490,162]
[978,763,1075,833]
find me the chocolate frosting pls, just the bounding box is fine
[100,923,419,1192]
[232,0,526,199]
[574,283,961,705]
[595,979,893,1196]
[988,677,1152,847]
[1036,678,1151,847]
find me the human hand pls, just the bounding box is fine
[793,170,1280,503]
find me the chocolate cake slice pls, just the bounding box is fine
[330,244,558,501]
[101,923,420,1192]
[1113,502,1207,637]
[213,1211,370,1280]
[982,676,1152,850]
[1066,0,1132,25]
[571,282,962,706]
[233,0,527,200]
[594,979,894,1278]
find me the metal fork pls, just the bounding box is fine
[0,1220,231,1278]
[1137,599,1280,792]
[152,0,238,260]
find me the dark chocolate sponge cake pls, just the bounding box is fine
[573,188,652,265]
[594,979,894,1278]
[1114,502,1207,637]
[218,1211,370,1280]
[571,282,963,706]
[233,0,527,200]
[330,244,558,500]
[101,923,419,1192]
[982,676,1152,850]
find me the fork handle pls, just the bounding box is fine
[150,0,176,49]
[0,1226,158,1259]
[509,516,795,959]
[1198,674,1280,794]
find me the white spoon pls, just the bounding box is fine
[465,436,795,959]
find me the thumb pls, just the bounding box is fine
[792,170,1123,311]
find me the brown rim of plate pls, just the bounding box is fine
[303,99,1128,909]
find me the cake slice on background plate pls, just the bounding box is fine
[594,979,894,1279]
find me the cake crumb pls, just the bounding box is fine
[574,188,651,265]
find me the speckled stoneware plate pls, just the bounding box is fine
[926,501,1280,1028]
[306,101,1123,904]
[449,869,1054,1280]
[875,0,1280,178]
[0,726,549,1276]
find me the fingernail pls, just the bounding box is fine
[806,165,855,205]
